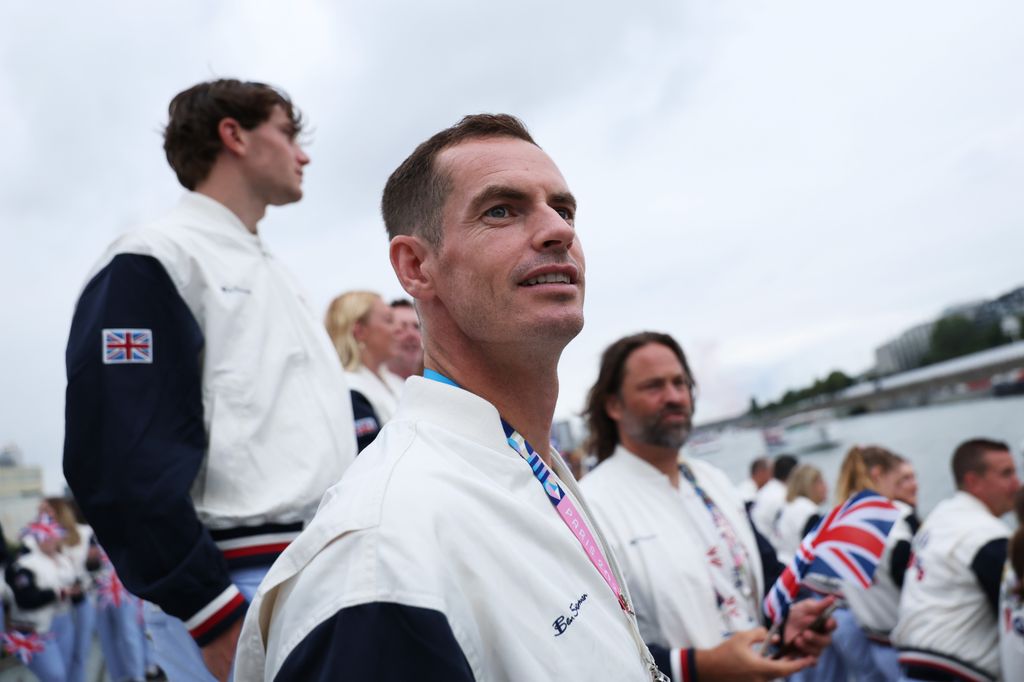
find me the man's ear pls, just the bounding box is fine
[960,469,979,494]
[390,235,435,302]
[604,394,623,423]
[217,117,246,156]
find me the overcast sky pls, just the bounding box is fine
[2,1,1022,493]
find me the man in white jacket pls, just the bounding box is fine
[235,115,665,681]
[580,331,835,682]
[892,438,1020,681]
[751,454,798,546]
[64,79,356,681]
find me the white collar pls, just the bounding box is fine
[952,490,998,518]
[395,376,519,461]
[610,443,680,487]
[178,191,261,244]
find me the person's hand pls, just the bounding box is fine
[782,596,837,657]
[695,628,815,682]
[201,617,244,682]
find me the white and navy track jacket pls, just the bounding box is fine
[346,364,404,453]
[999,560,1024,679]
[892,491,1009,681]
[842,500,917,639]
[63,192,356,646]
[581,447,780,682]
[775,496,822,566]
[235,377,658,681]
[4,545,76,633]
[751,478,787,547]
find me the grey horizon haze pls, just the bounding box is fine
[1,1,1022,493]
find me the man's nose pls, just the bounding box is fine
[531,207,575,252]
[666,383,691,404]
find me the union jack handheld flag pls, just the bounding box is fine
[96,569,129,609]
[1,631,49,664]
[764,489,900,624]
[20,513,66,544]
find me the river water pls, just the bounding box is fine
[684,395,1024,517]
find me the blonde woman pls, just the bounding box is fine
[44,498,151,682]
[3,514,76,682]
[40,498,97,682]
[832,445,913,681]
[775,465,827,565]
[325,291,401,451]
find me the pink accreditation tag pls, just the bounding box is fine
[555,495,623,601]
[505,425,630,614]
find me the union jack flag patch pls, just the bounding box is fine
[354,417,379,437]
[102,329,153,364]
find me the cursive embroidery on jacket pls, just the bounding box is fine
[552,593,588,637]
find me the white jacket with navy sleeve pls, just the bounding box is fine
[64,192,356,645]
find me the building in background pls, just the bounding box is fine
[0,442,44,535]
[875,321,935,375]
[874,285,1024,376]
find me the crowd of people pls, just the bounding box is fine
[733,440,1024,681]
[1,499,163,680]
[0,76,1021,681]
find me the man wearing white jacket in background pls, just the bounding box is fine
[580,331,835,682]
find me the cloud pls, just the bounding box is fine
[2,0,1023,490]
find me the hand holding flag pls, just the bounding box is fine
[764,489,901,625]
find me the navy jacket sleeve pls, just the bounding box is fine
[801,514,822,539]
[904,511,921,536]
[5,564,59,610]
[63,254,244,645]
[890,539,912,589]
[750,516,783,595]
[351,390,382,454]
[275,603,475,681]
[971,537,1008,616]
[646,643,698,682]
[0,521,8,568]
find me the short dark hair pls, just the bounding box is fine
[750,457,770,477]
[163,79,303,190]
[952,438,1010,487]
[582,332,696,463]
[390,298,414,309]
[773,455,798,482]
[381,114,537,247]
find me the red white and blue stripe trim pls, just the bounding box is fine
[669,647,698,682]
[185,584,247,646]
[209,522,303,570]
[897,649,995,682]
[187,523,302,644]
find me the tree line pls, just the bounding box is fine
[750,314,1023,415]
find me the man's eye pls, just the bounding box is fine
[556,207,574,221]
[485,206,510,219]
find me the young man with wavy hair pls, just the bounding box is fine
[64,79,356,681]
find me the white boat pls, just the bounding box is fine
[683,430,722,459]
[762,409,839,453]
